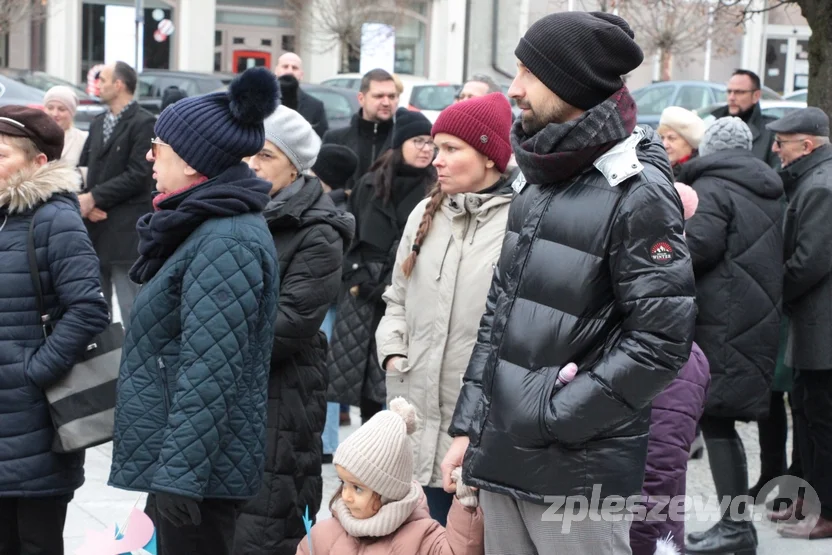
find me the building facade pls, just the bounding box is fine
[0,0,811,96]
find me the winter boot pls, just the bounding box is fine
[686,438,758,554]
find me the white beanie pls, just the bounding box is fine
[263,105,321,172]
[333,397,418,501]
[659,106,706,150]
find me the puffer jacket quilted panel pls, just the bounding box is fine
[450,129,697,504]
[109,213,278,500]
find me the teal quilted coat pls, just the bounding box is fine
[109,212,279,500]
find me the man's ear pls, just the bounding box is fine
[357,92,365,108]
[184,165,200,177]
[752,89,762,104]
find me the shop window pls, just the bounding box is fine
[261,38,272,47]
[233,37,245,45]
[215,31,223,47]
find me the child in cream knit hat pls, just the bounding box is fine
[296,397,483,555]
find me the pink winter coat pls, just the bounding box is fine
[296,489,483,555]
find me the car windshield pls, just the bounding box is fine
[409,85,458,111]
[633,85,675,116]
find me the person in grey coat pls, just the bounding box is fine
[765,107,832,541]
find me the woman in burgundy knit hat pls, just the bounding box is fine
[375,92,519,525]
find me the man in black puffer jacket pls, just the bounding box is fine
[679,116,784,555]
[440,12,696,554]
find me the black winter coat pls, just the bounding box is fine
[234,176,354,555]
[297,88,329,139]
[322,110,393,188]
[781,145,832,371]
[79,102,156,266]
[450,127,697,504]
[0,162,109,497]
[712,104,778,169]
[326,165,432,405]
[683,149,784,420]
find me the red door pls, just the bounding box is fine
[232,50,272,73]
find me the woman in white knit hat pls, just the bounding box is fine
[297,397,483,554]
[43,85,88,166]
[657,106,706,180]
[235,106,356,555]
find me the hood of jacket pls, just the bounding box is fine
[263,174,355,247]
[443,166,519,220]
[0,161,81,214]
[681,148,783,199]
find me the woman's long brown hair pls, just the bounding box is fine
[401,183,445,278]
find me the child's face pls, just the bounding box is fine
[336,465,382,520]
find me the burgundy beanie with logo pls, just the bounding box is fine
[431,92,513,172]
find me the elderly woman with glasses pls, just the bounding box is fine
[326,110,436,427]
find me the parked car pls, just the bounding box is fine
[407,83,460,122]
[136,70,227,115]
[0,69,105,130]
[632,80,783,128]
[784,89,808,103]
[301,84,361,131]
[696,100,807,124]
[320,73,430,109]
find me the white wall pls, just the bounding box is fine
[427,0,466,82]
[45,0,82,82]
[176,0,216,72]
[298,0,341,83]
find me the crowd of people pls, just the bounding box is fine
[1,9,831,555]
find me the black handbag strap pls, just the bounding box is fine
[26,208,51,337]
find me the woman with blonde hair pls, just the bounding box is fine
[376,93,518,525]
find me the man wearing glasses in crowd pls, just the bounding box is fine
[711,69,779,168]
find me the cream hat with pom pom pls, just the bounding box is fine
[333,397,418,501]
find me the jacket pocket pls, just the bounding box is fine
[487,363,557,447]
[156,357,171,412]
[385,358,411,403]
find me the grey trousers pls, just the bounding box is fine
[100,263,140,323]
[481,490,632,555]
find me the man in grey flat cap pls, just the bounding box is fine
[766,106,832,540]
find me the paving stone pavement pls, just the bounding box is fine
[65,410,831,553]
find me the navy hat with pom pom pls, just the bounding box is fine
[155,67,280,178]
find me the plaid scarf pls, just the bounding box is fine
[511,87,637,185]
[103,100,136,144]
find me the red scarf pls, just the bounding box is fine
[152,176,209,211]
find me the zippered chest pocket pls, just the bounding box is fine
[156,357,171,411]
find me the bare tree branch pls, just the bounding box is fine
[288,0,422,71]
[0,0,48,35]
[619,0,743,79]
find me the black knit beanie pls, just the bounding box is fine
[393,110,433,149]
[312,144,358,190]
[515,11,644,110]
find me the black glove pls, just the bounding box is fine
[155,492,202,527]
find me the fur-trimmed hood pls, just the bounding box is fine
[0,161,81,214]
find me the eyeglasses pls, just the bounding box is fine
[774,138,806,148]
[150,137,169,157]
[726,89,758,96]
[411,137,435,150]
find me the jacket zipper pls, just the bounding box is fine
[371,122,378,163]
[157,357,170,411]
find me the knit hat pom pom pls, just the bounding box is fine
[388,397,418,435]
[228,67,280,126]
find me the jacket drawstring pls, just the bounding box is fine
[469,221,480,245]
[0,214,7,233]
[435,234,452,281]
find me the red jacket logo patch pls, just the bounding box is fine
[650,241,673,264]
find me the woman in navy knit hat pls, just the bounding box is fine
[108,67,281,555]
[326,110,436,427]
